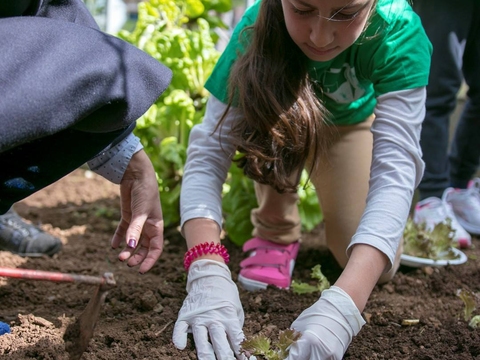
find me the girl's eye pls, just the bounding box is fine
[292,6,315,16]
[332,11,360,21]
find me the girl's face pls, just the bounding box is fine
[281,0,374,61]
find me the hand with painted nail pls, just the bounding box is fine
[111,149,164,273]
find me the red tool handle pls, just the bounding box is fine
[0,267,115,286]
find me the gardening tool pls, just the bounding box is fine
[0,267,116,359]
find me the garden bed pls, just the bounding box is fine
[0,169,479,359]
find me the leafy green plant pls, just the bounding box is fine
[291,264,330,295]
[456,288,480,328]
[297,171,323,233]
[222,156,257,245]
[403,217,460,260]
[241,329,302,360]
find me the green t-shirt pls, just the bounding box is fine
[205,0,432,125]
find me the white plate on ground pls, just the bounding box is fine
[400,247,468,268]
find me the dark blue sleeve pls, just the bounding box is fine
[0,11,172,153]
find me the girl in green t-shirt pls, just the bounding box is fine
[173,0,432,358]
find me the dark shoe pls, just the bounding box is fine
[0,209,62,257]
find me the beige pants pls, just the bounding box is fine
[250,116,402,283]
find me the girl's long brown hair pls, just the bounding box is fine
[219,0,330,193]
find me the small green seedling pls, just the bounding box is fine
[403,217,460,260]
[94,206,116,219]
[469,316,480,328]
[291,264,330,295]
[241,329,302,360]
[456,288,480,328]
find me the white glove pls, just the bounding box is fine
[285,286,366,360]
[173,259,246,360]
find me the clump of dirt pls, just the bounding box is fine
[0,169,479,359]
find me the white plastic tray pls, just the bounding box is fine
[400,247,468,268]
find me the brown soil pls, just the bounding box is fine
[0,168,479,360]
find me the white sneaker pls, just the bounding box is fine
[413,196,471,248]
[443,178,480,235]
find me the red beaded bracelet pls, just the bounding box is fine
[183,242,230,271]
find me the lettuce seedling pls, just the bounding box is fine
[469,315,480,328]
[241,329,302,360]
[403,217,460,260]
[456,288,479,325]
[291,264,330,295]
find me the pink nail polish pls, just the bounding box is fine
[127,239,137,248]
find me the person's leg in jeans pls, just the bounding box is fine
[0,126,129,256]
[414,0,480,237]
[0,127,128,212]
[413,0,465,200]
[444,2,480,234]
[310,116,402,284]
[449,0,480,188]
